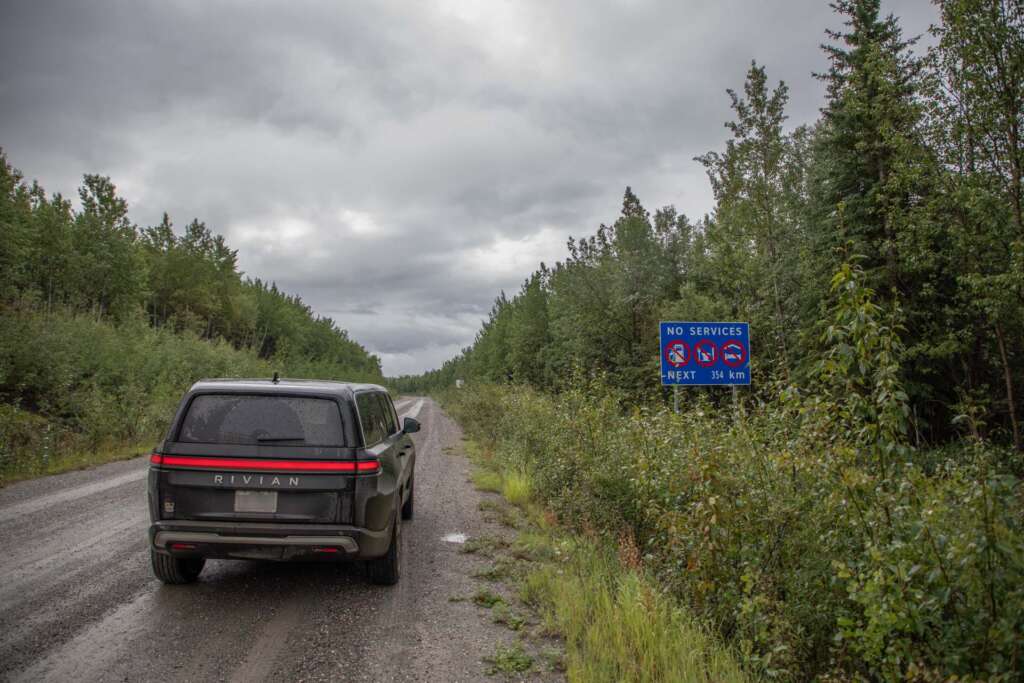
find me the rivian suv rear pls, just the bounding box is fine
[147,379,418,585]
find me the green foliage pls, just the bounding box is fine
[472,588,506,608]
[0,150,382,481]
[472,469,504,494]
[490,602,526,631]
[0,150,381,383]
[0,306,378,484]
[503,520,748,683]
[463,439,749,682]
[483,642,533,676]
[814,258,911,471]
[695,61,806,379]
[474,559,516,583]
[444,381,1024,680]
[501,470,532,508]
[832,454,1024,679]
[926,0,1024,449]
[460,534,510,557]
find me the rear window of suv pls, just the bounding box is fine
[177,395,346,446]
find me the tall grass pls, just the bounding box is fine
[464,434,749,682]
[523,539,749,683]
[501,470,531,507]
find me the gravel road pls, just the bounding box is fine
[0,398,540,682]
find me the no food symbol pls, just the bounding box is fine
[720,339,747,367]
[663,340,690,368]
[694,339,717,367]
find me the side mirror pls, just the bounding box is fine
[402,417,421,434]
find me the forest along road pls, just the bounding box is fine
[0,398,531,682]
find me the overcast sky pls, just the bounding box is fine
[0,0,937,375]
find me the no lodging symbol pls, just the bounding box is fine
[663,340,690,368]
[720,339,747,368]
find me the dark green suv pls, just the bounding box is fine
[147,379,418,585]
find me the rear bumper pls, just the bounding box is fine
[149,519,391,562]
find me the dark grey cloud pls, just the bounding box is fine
[0,0,937,375]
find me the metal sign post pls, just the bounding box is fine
[660,321,751,413]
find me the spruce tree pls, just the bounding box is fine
[812,0,957,437]
[813,0,924,291]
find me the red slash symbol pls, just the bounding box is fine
[663,340,690,368]
[720,339,747,367]
[694,339,717,367]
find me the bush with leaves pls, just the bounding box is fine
[442,262,1023,680]
[0,306,382,483]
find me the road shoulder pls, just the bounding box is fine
[266,398,565,682]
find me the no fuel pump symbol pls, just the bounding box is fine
[663,340,691,368]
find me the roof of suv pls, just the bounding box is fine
[188,378,387,399]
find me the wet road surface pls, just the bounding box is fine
[0,398,528,682]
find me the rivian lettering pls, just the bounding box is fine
[212,474,301,487]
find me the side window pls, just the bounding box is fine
[356,392,384,445]
[377,393,398,436]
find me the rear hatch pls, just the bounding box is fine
[152,393,364,524]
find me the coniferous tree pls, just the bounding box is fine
[811,0,958,436]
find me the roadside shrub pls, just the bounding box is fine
[0,307,378,483]
[442,384,1024,680]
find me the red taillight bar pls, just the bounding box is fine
[150,454,380,474]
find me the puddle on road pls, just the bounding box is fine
[442,533,467,544]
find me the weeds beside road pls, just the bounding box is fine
[0,308,381,487]
[459,433,749,682]
[443,384,1024,681]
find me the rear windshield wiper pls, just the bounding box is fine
[256,436,306,443]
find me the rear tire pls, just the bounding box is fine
[401,473,414,521]
[151,548,205,584]
[368,513,401,585]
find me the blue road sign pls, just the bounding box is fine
[660,321,750,386]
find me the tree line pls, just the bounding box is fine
[399,0,1024,450]
[0,150,382,481]
[0,159,382,378]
